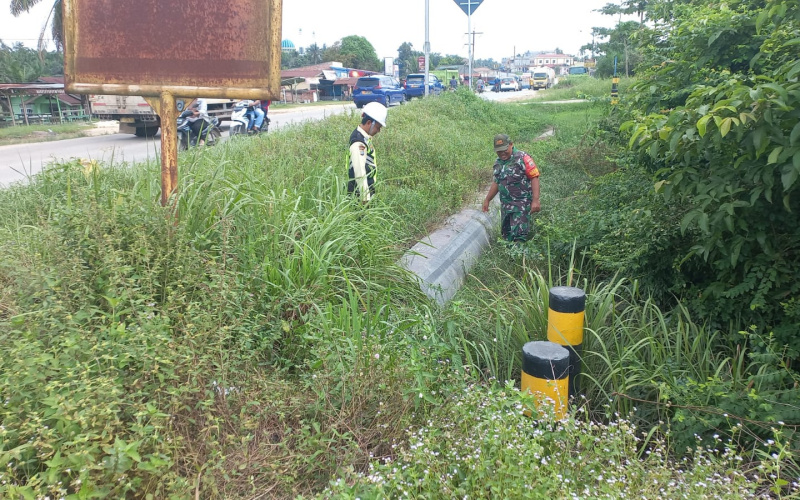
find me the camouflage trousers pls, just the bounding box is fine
[500,208,530,242]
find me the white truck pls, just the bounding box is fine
[89,95,238,137]
[531,67,555,90]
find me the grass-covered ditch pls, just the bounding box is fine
[0,89,794,498]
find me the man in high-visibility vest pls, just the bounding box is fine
[347,102,387,203]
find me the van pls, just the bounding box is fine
[404,74,444,98]
[352,76,407,108]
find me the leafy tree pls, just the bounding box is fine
[438,54,467,66]
[623,0,800,352]
[306,43,322,65]
[338,35,381,71]
[396,41,422,77]
[0,41,62,82]
[590,21,643,78]
[474,58,498,69]
[10,0,63,52]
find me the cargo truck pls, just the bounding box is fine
[531,67,555,90]
[89,95,237,137]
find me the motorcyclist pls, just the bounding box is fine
[449,76,458,90]
[476,77,485,93]
[187,99,210,145]
[253,98,270,131]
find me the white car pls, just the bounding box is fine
[499,77,520,92]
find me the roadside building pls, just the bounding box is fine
[0,76,88,127]
[281,62,377,102]
[531,53,575,71]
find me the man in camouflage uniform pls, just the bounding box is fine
[482,134,541,242]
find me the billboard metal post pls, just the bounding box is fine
[144,93,178,206]
[62,0,282,207]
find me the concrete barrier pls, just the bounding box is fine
[399,127,552,306]
[399,203,498,306]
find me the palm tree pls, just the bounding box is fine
[307,43,322,65]
[10,0,63,52]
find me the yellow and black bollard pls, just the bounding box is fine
[611,77,619,105]
[521,341,570,419]
[547,286,586,399]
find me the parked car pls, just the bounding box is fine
[404,73,444,99]
[499,77,520,92]
[353,75,406,108]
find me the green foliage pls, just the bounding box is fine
[0,92,552,497]
[338,36,382,72]
[535,163,694,303]
[319,383,769,499]
[591,21,644,78]
[0,41,63,83]
[622,0,800,352]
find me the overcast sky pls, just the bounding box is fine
[2,0,627,61]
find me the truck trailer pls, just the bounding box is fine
[90,95,238,137]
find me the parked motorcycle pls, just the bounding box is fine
[177,110,222,151]
[229,99,270,137]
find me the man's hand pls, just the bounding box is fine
[531,200,541,213]
[482,199,490,212]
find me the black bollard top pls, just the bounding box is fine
[522,341,570,380]
[549,286,586,314]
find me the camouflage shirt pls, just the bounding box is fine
[493,148,540,211]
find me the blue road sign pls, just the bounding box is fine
[454,0,484,15]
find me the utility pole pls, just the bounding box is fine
[424,0,430,97]
[467,1,472,88]
[465,29,483,86]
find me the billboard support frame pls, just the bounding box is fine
[62,0,282,207]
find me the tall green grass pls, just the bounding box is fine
[0,91,787,499]
[0,91,545,498]
[537,75,636,102]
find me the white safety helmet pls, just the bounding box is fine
[362,102,388,128]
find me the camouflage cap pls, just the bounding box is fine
[493,134,511,152]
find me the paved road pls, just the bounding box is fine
[0,102,356,187]
[478,87,541,102]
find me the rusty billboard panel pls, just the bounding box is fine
[63,0,282,100]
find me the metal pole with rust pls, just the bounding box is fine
[144,93,178,206]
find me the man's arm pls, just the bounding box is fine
[483,182,498,212]
[349,142,371,202]
[522,153,541,212]
[531,177,540,212]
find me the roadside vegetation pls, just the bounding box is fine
[2,1,799,496]
[1,85,793,498]
[0,121,96,146]
[539,75,635,102]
